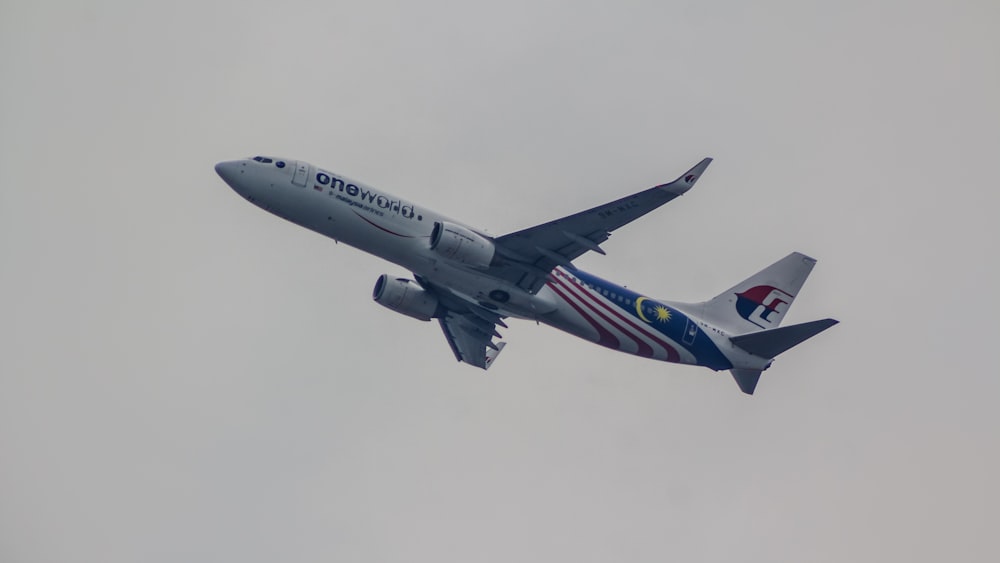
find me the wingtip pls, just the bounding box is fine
[661,157,713,195]
[685,157,713,181]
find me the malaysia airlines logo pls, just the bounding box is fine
[735,285,793,328]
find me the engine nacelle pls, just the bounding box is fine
[372,275,440,321]
[429,221,496,268]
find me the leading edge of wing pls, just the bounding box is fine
[491,157,712,291]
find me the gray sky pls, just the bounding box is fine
[2,1,998,561]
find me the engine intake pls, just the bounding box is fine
[372,275,440,321]
[429,221,496,268]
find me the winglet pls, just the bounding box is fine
[660,157,713,196]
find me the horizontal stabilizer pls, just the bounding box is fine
[730,369,763,395]
[730,318,838,359]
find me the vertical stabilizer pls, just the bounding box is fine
[700,252,817,334]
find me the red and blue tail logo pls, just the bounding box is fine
[735,285,793,328]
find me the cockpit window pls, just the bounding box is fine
[252,156,274,163]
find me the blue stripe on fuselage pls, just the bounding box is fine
[568,268,733,370]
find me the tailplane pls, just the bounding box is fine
[700,252,817,334]
[698,253,837,395]
[730,318,839,359]
[727,318,838,395]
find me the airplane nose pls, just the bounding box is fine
[215,160,243,189]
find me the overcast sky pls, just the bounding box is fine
[2,1,998,562]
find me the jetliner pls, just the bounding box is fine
[215,156,837,394]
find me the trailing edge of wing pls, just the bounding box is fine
[438,311,506,370]
[492,158,712,292]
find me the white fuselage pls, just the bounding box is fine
[216,157,767,372]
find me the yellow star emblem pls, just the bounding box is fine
[654,305,671,322]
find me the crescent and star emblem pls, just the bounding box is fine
[635,296,653,323]
[635,296,672,324]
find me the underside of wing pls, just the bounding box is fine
[438,312,506,369]
[490,158,711,293]
[416,276,508,370]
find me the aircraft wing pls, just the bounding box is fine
[415,276,507,370]
[438,311,506,369]
[491,157,712,292]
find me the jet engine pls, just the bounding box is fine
[372,275,440,321]
[429,221,496,268]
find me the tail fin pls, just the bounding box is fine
[700,252,817,334]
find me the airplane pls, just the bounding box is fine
[215,155,837,394]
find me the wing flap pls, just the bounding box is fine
[438,311,506,370]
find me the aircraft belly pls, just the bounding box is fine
[283,191,432,265]
[272,189,327,232]
[543,306,709,365]
[539,305,605,344]
[542,273,712,366]
[417,264,558,319]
